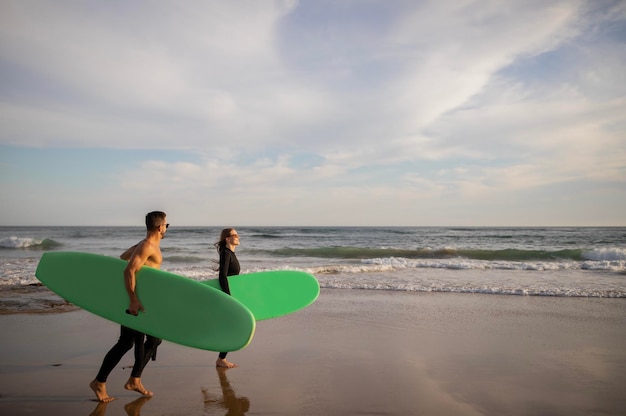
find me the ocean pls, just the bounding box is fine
[1,226,625,313]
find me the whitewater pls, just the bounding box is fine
[1,226,625,312]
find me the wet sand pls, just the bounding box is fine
[1,289,625,415]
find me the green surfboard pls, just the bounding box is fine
[35,252,255,352]
[203,270,320,320]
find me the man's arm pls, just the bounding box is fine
[123,242,154,315]
[120,244,138,261]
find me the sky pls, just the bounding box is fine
[1,0,625,226]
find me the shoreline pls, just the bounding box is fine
[1,289,625,415]
[2,280,626,316]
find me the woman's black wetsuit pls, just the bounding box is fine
[218,246,240,359]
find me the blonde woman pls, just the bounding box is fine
[214,228,241,368]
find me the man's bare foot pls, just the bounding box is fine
[90,379,115,402]
[124,377,153,397]
[216,358,238,368]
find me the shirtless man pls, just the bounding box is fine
[89,211,168,402]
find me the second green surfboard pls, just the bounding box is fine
[202,270,320,320]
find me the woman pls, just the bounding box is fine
[214,227,241,368]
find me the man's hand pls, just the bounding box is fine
[127,297,144,316]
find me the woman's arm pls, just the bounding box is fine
[218,249,232,295]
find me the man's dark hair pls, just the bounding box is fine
[145,211,167,231]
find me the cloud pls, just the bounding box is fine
[1,0,308,148]
[0,0,624,225]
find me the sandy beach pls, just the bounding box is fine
[1,289,625,415]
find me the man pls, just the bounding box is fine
[89,211,168,402]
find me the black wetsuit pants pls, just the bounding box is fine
[96,325,162,382]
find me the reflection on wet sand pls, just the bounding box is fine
[202,367,250,415]
[89,396,152,416]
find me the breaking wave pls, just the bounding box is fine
[0,237,62,250]
[260,246,626,262]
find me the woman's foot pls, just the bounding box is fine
[216,358,238,368]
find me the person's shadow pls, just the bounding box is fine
[202,367,250,415]
[89,396,152,416]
